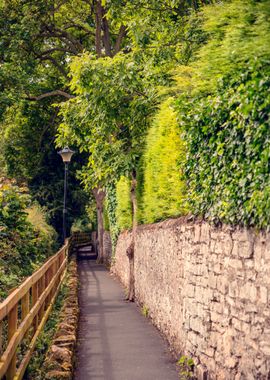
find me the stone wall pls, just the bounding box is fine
[112,218,270,380]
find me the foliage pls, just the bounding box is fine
[0,0,214,246]
[26,203,57,250]
[104,184,120,250]
[113,98,188,229]
[0,179,56,300]
[71,215,93,233]
[141,304,149,318]
[0,100,89,239]
[137,98,188,224]
[115,177,133,231]
[177,356,195,380]
[174,0,270,95]
[103,206,110,232]
[0,0,99,238]
[108,0,270,232]
[179,60,270,228]
[194,0,270,91]
[2,0,270,243]
[26,281,69,380]
[57,51,159,192]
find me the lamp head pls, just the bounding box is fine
[58,147,75,163]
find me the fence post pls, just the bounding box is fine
[39,276,45,321]
[7,303,18,380]
[0,320,2,356]
[21,292,30,320]
[21,291,30,340]
[32,283,39,330]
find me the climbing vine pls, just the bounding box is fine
[179,60,270,228]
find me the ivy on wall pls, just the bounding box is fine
[179,60,270,228]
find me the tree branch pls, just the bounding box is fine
[39,55,68,78]
[40,47,75,55]
[26,90,75,101]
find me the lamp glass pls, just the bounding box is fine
[58,147,74,163]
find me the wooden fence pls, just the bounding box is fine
[71,232,92,246]
[0,242,69,380]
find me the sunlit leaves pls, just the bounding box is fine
[57,51,159,189]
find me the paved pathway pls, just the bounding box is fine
[74,258,179,380]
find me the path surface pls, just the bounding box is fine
[74,257,179,380]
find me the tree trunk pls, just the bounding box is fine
[126,170,137,301]
[95,1,102,57]
[101,5,112,57]
[93,187,106,263]
[114,25,126,55]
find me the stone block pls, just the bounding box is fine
[250,325,263,340]
[216,277,228,294]
[259,286,268,304]
[228,258,243,270]
[196,364,208,380]
[244,259,254,269]
[208,273,217,289]
[210,240,216,253]
[239,282,257,302]
[245,270,256,281]
[190,317,206,335]
[238,240,254,259]
[204,346,215,358]
[229,281,239,298]
[245,303,257,313]
[232,317,242,331]
[186,284,195,298]
[225,356,237,369]
[214,241,224,254]
[213,262,222,275]
[201,223,210,242]
[194,224,201,242]
[200,243,210,256]
[264,236,270,260]
[187,330,199,347]
[231,310,250,323]
[232,228,250,242]
[210,311,220,323]
[231,241,239,256]
[226,296,235,307]
[260,341,270,356]
[241,321,250,335]
[245,337,259,351]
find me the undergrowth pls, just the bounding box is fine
[26,280,69,379]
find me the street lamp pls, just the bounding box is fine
[58,147,74,243]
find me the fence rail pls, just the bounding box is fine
[0,241,69,380]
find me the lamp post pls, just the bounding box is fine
[58,147,74,243]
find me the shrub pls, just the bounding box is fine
[0,179,57,300]
[115,176,132,231]
[71,215,93,233]
[138,98,188,224]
